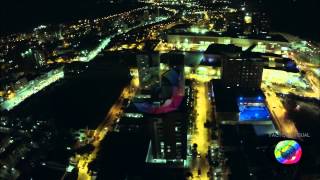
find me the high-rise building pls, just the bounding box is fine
[160,53,185,96]
[243,12,253,35]
[136,53,160,90]
[147,112,187,166]
[21,48,46,68]
[203,44,242,65]
[221,58,264,90]
[140,53,187,166]
[33,50,46,67]
[255,12,270,34]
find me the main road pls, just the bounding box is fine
[76,77,139,180]
[189,78,212,180]
[262,85,299,139]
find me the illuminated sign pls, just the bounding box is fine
[274,140,302,165]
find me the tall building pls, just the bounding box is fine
[160,53,185,96]
[140,53,188,167]
[243,12,253,35]
[221,58,264,90]
[149,112,187,163]
[21,48,46,68]
[255,12,270,34]
[136,53,160,90]
[203,44,242,65]
[33,50,46,67]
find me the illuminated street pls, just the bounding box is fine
[76,76,139,180]
[290,53,320,99]
[262,69,320,100]
[261,67,319,138]
[262,86,299,138]
[1,0,320,179]
[0,68,65,111]
[189,80,212,180]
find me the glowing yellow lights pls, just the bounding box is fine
[56,58,65,63]
[229,8,237,13]
[263,90,298,139]
[184,66,192,74]
[204,11,210,21]
[209,24,214,30]
[1,68,64,111]
[47,60,54,64]
[6,90,16,99]
[130,68,139,77]
[76,77,139,180]
[196,66,208,75]
[190,27,208,34]
[190,82,211,180]
[262,69,308,89]
[132,77,140,88]
[0,91,4,97]
[244,14,252,24]
[63,41,70,48]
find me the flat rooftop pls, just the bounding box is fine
[212,80,271,122]
[238,101,271,122]
[204,44,242,55]
[212,80,265,112]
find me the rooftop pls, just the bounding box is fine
[211,80,266,113]
[205,44,242,57]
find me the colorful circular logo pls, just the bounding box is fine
[274,140,302,165]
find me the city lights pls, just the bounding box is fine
[0,0,319,179]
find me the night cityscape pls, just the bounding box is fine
[0,0,319,180]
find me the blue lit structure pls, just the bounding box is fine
[212,79,273,123]
[238,96,271,121]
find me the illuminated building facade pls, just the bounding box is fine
[142,53,187,166]
[166,33,290,54]
[160,53,185,95]
[136,53,160,90]
[148,112,187,165]
[33,50,46,68]
[221,58,264,90]
[203,44,242,65]
[211,79,272,124]
[243,12,253,35]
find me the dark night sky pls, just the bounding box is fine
[260,0,320,41]
[0,0,319,41]
[0,0,120,35]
